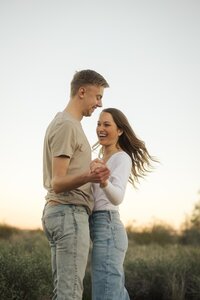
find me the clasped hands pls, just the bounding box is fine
[90,159,110,188]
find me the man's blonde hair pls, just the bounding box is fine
[70,69,109,97]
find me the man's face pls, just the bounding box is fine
[81,85,104,117]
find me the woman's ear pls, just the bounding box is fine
[118,129,123,136]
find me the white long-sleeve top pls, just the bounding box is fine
[92,151,132,211]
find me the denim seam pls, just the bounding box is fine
[104,233,110,300]
[72,210,78,300]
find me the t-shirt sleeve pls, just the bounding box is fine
[50,120,76,158]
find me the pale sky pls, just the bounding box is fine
[0,0,200,230]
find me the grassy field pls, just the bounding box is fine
[0,223,200,300]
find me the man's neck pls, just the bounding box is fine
[64,100,83,121]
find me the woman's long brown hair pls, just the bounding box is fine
[92,108,159,187]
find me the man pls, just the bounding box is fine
[42,69,110,300]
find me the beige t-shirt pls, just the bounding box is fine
[43,111,94,214]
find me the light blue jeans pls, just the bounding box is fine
[42,204,90,300]
[89,210,130,300]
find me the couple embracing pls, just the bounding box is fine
[42,69,156,300]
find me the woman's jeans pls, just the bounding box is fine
[89,210,130,300]
[42,204,90,300]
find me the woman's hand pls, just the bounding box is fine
[90,159,109,187]
[90,158,105,173]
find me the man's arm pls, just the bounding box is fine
[51,156,110,194]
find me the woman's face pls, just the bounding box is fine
[96,111,122,147]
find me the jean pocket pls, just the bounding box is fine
[42,211,65,242]
[112,224,128,252]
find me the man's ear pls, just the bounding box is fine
[78,87,86,99]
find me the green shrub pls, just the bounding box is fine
[126,222,177,245]
[125,244,200,300]
[180,227,200,245]
[0,231,52,300]
[0,223,20,239]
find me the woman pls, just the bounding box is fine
[89,108,157,300]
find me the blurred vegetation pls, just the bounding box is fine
[0,228,52,300]
[0,197,200,299]
[126,221,177,245]
[180,196,200,245]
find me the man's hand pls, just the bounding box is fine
[90,158,110,186]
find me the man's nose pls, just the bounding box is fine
[97,99,102,107]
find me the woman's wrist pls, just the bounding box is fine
[100,181,108,188]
